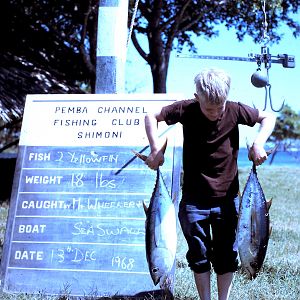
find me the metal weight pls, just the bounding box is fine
[251,70,269,88]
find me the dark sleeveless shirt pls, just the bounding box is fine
[161,99,259,201]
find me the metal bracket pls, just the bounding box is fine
[177,47,295,69]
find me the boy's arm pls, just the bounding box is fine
[144,111,165,170]
[248,110,276,166]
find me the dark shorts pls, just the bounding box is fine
[178,195,240,275]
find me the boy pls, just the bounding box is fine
[143,68,276,300]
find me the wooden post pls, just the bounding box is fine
[95,0,129,94]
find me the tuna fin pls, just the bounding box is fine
[143,201,148,214]
[269,224,273,236]
[266,198,272,211]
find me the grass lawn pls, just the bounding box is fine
[0,166,299,300]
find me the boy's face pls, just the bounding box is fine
[195,93,226,121]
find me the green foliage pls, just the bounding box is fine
[268,105,300,158]
[0,119,21,152]
[270,104,300,141]
[0,0,98,89]
[267,105,300,165]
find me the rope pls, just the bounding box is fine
[261,0,270,46]
[127,0,139,48]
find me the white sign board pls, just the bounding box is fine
[1,94,183,298]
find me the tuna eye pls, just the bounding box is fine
[152,267,159,273]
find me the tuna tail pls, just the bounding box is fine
[131,138,168,163]
[131,150,148,162]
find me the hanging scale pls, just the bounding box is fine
[177,1,295,112]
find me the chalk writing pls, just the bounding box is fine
[71,173,84,187]
[53,151,119,165]
[20,198,146,211]
[50,247,96,264]
[95,172,117,189]
[72,222,145,237]
[48,246,138,270]
[67,152,118,164]
[85,198,146,210]
[72,248,96,263]
[25,148,122,167]
[112,256,135,271]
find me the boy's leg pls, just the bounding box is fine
[178,200,213,300]
[194,271,211,300]
[211,196,239,300]
[217,272,234,300]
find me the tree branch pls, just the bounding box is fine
[138,2,151,22]
[79,0,95,76]
[131,30,149,63]
[165,0,192,51]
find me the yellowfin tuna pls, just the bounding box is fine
[132,142,177,288]
[237,163,272,279]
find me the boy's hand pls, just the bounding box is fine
[248,143,268,166]
[145,150,164,170]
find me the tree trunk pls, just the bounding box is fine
[148,28,171,93]
[150,56,168,93]
[147,0,170,93]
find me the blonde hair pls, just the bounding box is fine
[194,68,231,105]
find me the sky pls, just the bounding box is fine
[125,22,300,147]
